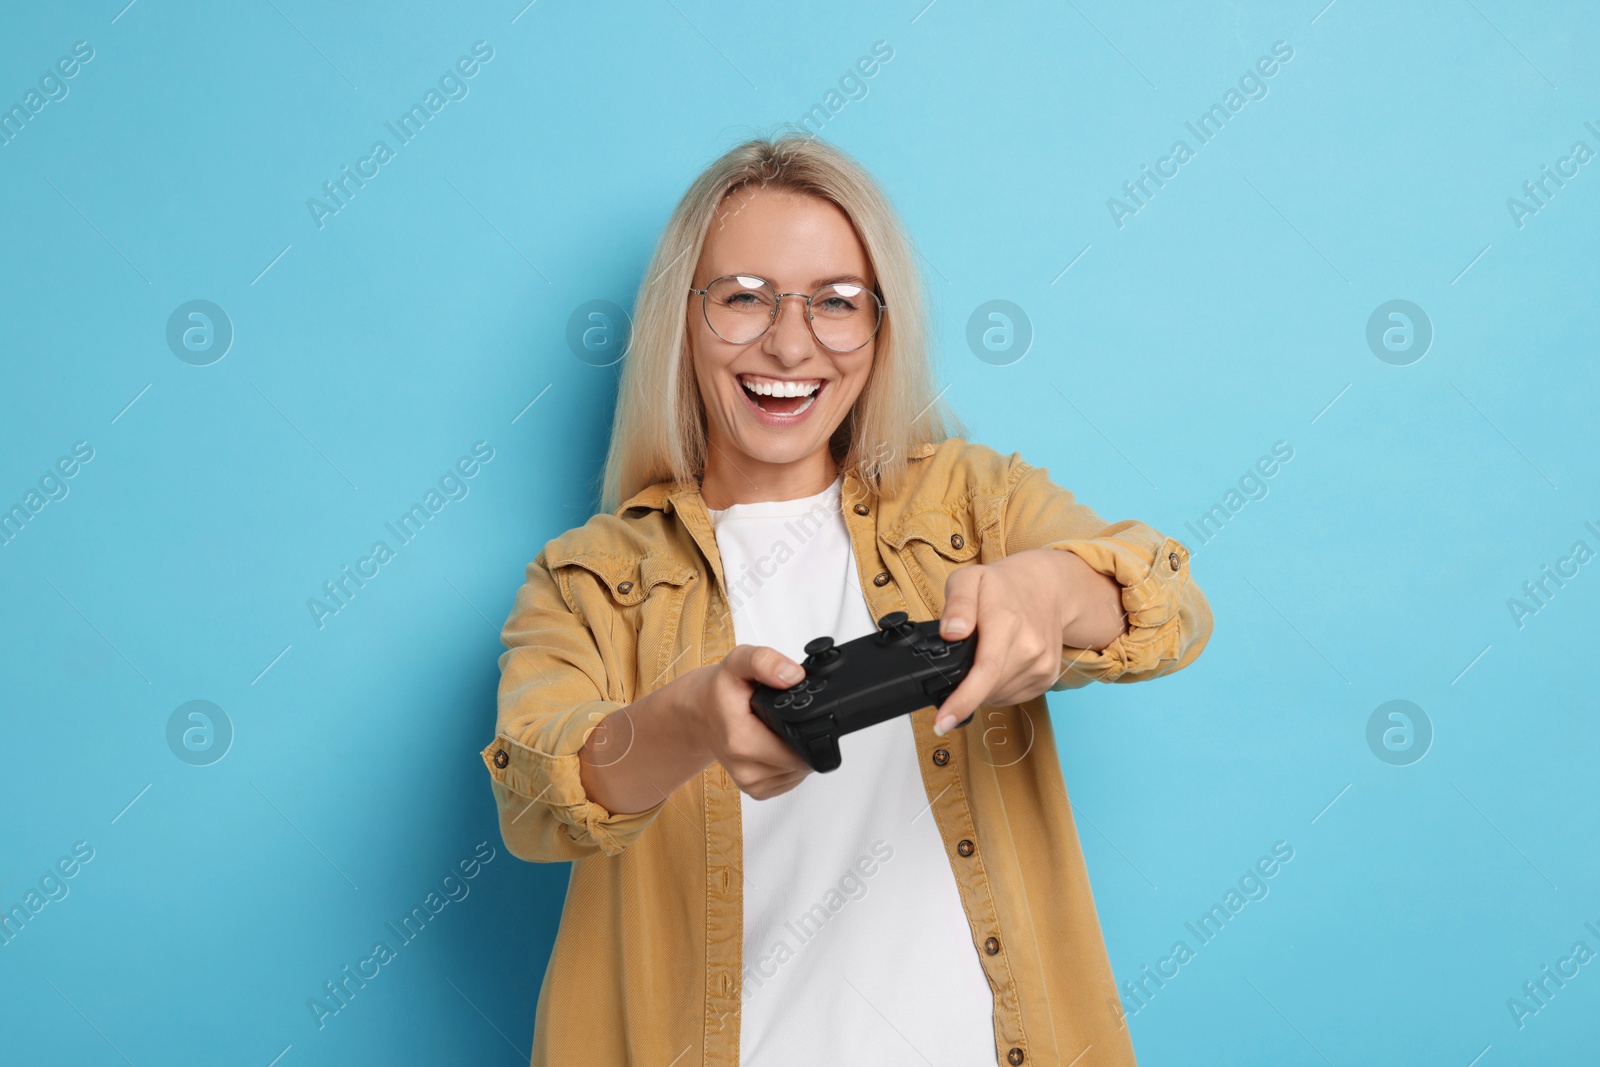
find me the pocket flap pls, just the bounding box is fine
[547,551,696,606]
[880,508,981,563]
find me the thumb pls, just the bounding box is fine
[940,567,983,640]
[726,643,806,689]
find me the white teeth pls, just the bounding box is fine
[779,393,819,416]
[739,376,821,398]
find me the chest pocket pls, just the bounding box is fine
[547,551,698,700]
[880,506,985,617]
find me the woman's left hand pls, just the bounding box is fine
[931,548,1127,735]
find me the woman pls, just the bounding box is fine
[481,133,1213,1067]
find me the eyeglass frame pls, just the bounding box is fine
[687,274,887,354]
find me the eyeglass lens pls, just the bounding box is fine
[703,275,881,352]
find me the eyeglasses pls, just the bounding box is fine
[688,274,885,353]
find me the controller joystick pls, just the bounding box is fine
[802,635,842,674]
[750,613,978,772]
[804,635,837,659]
[875,610,919,645]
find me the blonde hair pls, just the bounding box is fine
[597,129,966,514]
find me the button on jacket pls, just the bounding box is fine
[480,436,1214,1067]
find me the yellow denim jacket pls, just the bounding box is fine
[480,436,1213,1067]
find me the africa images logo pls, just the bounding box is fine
[306,41,495,230]
[306,442,495,630]
[307,842,495,1029]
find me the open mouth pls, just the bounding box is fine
[737,373,825,418]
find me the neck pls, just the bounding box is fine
[700,440,839,510]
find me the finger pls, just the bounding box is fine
[935,615,1013,735]
[934,666,990,737]
[737,733,813,774]
[759,727,817,772]
[940,566,984,640]
[766,770,812,797]
[733,758,809,790]
[771,765,812,786]
[730,704,817,769]
[941,597,1024,727]
[737,764,811,800]
[725,643,806,688]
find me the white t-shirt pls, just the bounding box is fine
[706,473,997,1067]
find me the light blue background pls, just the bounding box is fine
[3,1,1597,1064]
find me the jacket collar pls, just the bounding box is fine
[613,480,682,516]
[613,441,938,516]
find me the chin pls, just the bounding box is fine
[734,430,828,465]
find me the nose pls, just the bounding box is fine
[762,292,816,365]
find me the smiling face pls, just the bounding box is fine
[688,185,878,509]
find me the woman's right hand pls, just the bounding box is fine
[679,644,815,800]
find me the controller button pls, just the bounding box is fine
[853,503,870,515]
[804,677,826,692]
[774,692,792,708]
[957,839,974,857]
[873,571,890,587]
[984,936,1001,955]
[790,692,813,709]
[1007,1048,1025,1065]
[950,533,964,550]
[932,748,949,767]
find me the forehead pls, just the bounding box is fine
[698,186,873,286]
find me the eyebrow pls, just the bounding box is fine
[813,273,872,289]
[729,272,874,289]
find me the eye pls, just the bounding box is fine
[723,289,767,309]
[710,276,774,311]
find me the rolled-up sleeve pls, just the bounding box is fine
[479,551,668,862]
[1001,455,1213,689]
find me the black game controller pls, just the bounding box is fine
[749,611,978,773]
